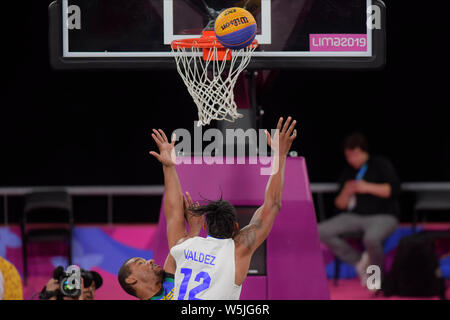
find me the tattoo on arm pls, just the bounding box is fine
[234,219,262,250]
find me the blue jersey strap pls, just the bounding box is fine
[355,163,368,181]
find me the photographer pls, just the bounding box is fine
[38,266,103,300]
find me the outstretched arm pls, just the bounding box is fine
[149,129,186,250]
[234,117,297,254]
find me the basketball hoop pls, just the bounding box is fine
[171,31,258,126]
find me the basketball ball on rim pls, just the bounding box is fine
[214,7,257,50]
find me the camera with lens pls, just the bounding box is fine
[53,265,83,298]
[38,265,103,300]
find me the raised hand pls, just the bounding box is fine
[149,129,176,167]
[265,117,297,157]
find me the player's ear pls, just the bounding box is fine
[203,221,208,231]
[125,275,137,286]
[234,222,239,231]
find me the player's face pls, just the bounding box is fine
[129,257,164,284]
[344,147,368,169]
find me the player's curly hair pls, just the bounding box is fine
[189,199,238,239]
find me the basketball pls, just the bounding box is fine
[214,7,257,50]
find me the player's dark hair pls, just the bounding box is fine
[342,133,369,153]
[190,199,237,239]
[118,258,137,297]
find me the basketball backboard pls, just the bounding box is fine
[49,0,385,69]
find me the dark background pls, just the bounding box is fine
[1,1,448,223]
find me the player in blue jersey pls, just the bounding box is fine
[118,129,202,300]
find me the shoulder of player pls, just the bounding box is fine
[233,221,262,253]
[173,235,200,248]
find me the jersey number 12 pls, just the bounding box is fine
[178,268,211,300]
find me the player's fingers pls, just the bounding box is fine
[158,129,168,142]
[282,116,292,134]
[171,133,177,146]
[152,129,164,143]
[287,119,297,136]
[289,129,298,141]
[276,117,284,131]
[265,130,272,147]
[149,151,162,161]
[151,131,162,145]
[185,191,193,206]
[183,195,189,209]
[151,133,162,146]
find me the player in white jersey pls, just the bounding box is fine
[171,117,297,300]
[171,231,241,300]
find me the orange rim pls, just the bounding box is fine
[171,31,258,50]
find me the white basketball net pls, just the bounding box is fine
[172,45,257,126]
